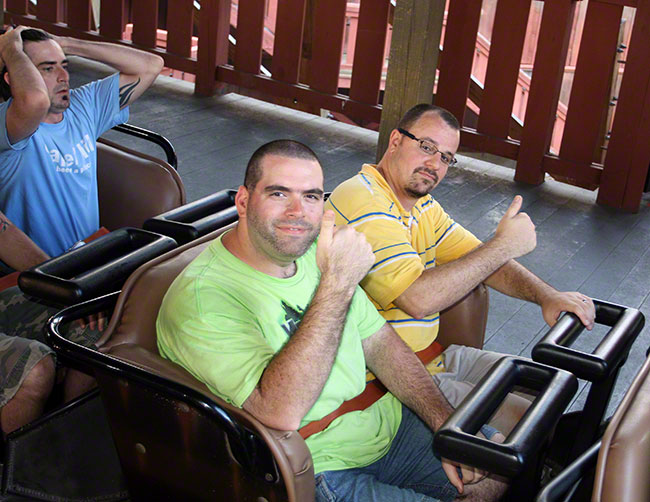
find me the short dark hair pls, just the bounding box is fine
[397,104,460,132]
[244,140,320,190]
[0,29,54,101]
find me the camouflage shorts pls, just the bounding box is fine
[0,286,101,407]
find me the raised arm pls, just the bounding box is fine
[242,212,375,430]
[0,211,49,270]
[395,196,536,318]
[395,195,595,329]
[0,27,50,144]
[55,36,163,108]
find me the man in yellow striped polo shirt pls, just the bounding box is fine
[326,104,596,428]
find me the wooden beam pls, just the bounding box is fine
[271,0,307,83]
[543,156,602,190]
[166,0,193,57]
[435,0,481,124]
[66,0,92,31]
[234,0,265,74]
[309,0,346,94]
[515,0,577,185]
[37,0,61,23]
[217,65,382,123]
[99,0,125,40]
[460,128,520,160]
[196,0,230,95]
[559,1,622,166]
[377,0,445,161]
[477,0,531,139]
[349,0,390,105]
[598,0,650,210]
[6,0,29,15]
[132,0,158,48]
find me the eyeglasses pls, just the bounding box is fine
[397,128,458,167]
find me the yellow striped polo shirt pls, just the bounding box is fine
[325,164,481,374]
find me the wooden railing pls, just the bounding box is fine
[435,0,648,211]
[4,0,649,211]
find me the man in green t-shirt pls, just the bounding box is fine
[157,140,506,502]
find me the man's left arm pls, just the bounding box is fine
[484,259,595,329]
[362,323,487,493]
[55,36,163,108]
[362,322,453,428]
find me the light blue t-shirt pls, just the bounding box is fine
[0,73,129,257]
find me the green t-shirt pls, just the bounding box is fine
[157,233,402,473]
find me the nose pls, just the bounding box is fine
[57,66,69,83]
[424,153,443,171]
[285,196,304,217]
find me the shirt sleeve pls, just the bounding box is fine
[157,291,275,408]
[428,203,481,265]
[70,73,129,139]
[349,286,388,340]
[329,196,424,310]
[0,99,32,152]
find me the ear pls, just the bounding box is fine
[234,185,249,219]
[388,128,402,153]
[4,72,10,87]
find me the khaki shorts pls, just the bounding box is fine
[434,344,534,435]
[0,286,101,407]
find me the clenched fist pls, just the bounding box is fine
[317,210,374,287]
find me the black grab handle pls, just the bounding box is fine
[532,299,645,382]
[434,357,577,478]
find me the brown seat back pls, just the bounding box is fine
[592,354,650,502]
[97,138,186,231]
[97,226,227,351]
[94,223,315,501]
[437,283,488,350]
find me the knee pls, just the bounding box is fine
[21,355,56,400]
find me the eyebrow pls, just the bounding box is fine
[37,59,69,67]
[264,184,324,196]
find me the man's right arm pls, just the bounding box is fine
[0,211,49,270]
[242,212,375,430]
[394,195,537,319]
[0,27,50,144]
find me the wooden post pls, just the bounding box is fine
[377,0,445,161]
[67,0,92,31]
[100,0,125,40]
[515,0,577,185]
[195,0,230,96]
[597,0,650,211]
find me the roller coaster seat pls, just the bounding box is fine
[71,222,489,501]
[96,137,185,231]
[593,352,650,501]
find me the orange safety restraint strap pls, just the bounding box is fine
[298,341,443,440]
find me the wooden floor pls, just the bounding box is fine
[75,61,650,416]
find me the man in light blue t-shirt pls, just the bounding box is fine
[0,26,163,436]
[0,25,163,260]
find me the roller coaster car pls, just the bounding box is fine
[46,234,490,502]
[45,239,645,502]
[7,126,647,501]
[23,225,650,501]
